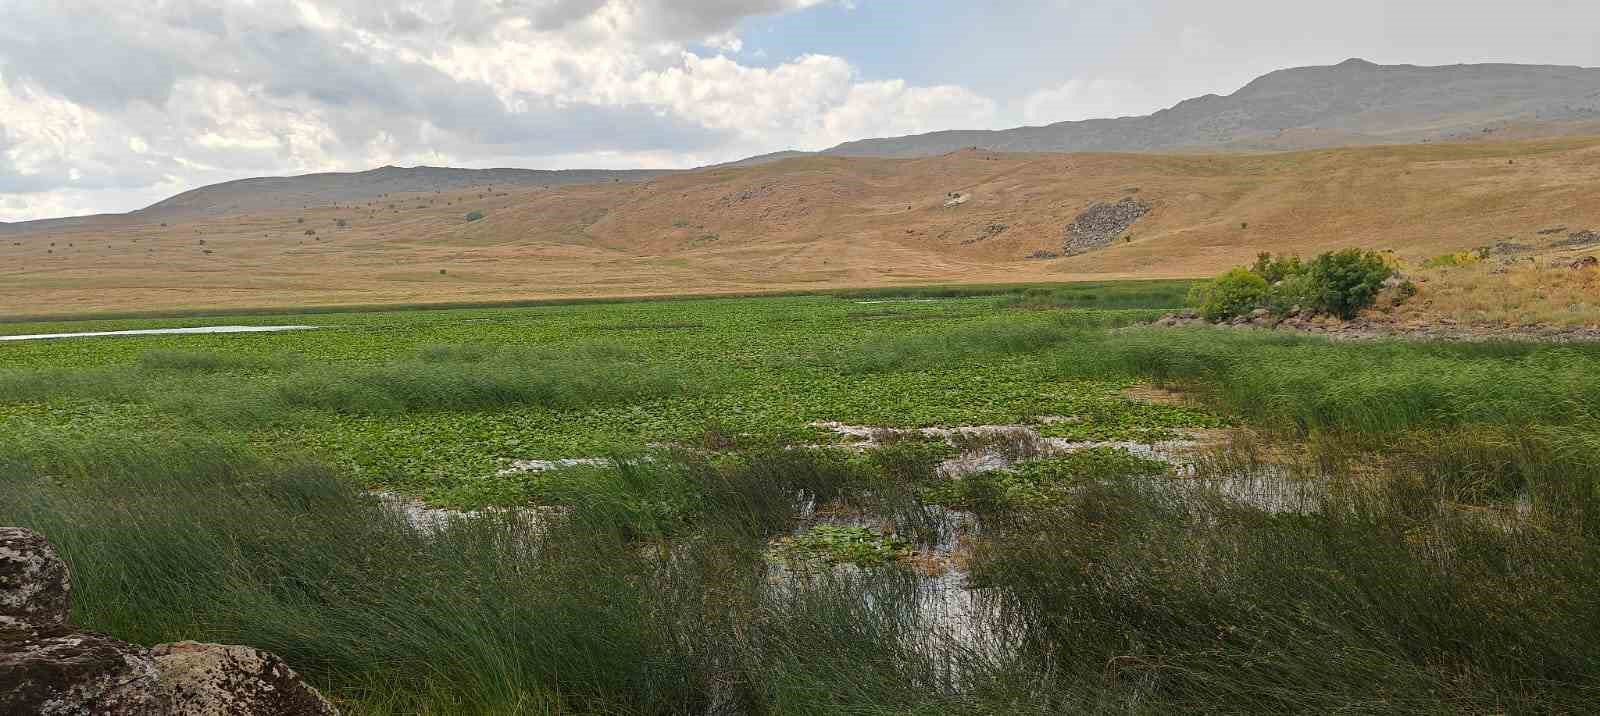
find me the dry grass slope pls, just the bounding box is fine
[4,137,1600,317]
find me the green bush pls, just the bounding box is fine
[1188,268,1269,321]
[1265,272,1318,316]
[1250,252,1305,284]
[1308,248,1394,319]
[1191,249,1397,321]
[465,210,485,222]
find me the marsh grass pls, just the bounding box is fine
[830,279,1192,305]
[10,420,1599,713]
[1067,329,1600,435]
[974,468,1600,713]
[0,341,707,428]
[0,434,1036,714]
[7,298,1600,713]
[834,310,1160,374]
[998,283,1192,311]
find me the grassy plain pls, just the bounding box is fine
[4,286,1600,713]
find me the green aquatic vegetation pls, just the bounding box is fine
[0,292,1224,503]
[1011,446,1171,482]
[1034,398,1227,443]
[927,447,1172,511]
[769,525,913,567]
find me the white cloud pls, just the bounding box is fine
[0,0,984,221]
[821,80,1000,146]
[1022,78,1176,125]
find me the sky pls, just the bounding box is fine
[1,0,1597,222]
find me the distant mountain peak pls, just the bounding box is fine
[823,59,1600,158]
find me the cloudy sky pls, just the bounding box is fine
[2,0,1597,222]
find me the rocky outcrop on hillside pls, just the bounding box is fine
[1553,229,1600,249]
[1063,198,1151,256]
[0,527,339,715]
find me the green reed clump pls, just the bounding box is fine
[971,467,1600,713]
[137,348,299,373]
[0,366,146,404]
[1067,329,1600,435]
[0,436,734,714]
[1000,283,1192,311]
[835,311,1155,374]
[0,342,707,429]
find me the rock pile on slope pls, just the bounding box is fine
[961,223,1008,246]
[1063,198,1151,256]
[0,527,339,715]
[1488,240,1534,255]
[1553,229,1600,248]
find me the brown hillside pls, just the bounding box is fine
[4,138,1600,317]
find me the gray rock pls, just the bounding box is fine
[1488,241,1533,256]
[0,632,164,715]
[1,528,70,639]
[1553,230,1600,249]
[151,642,338,716]
[960,223,1008,246]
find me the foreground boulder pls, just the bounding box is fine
[0,632,164,715]
[1,528,71,639]
[0,527,338,715]
[152,642,336,715]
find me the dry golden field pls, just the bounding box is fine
[4,137,1600,317]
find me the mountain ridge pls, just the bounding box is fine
[821,58,1600,157]
[7,59,1600,230]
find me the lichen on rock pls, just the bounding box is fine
[152,642,338,716]
[1,527,72,639]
